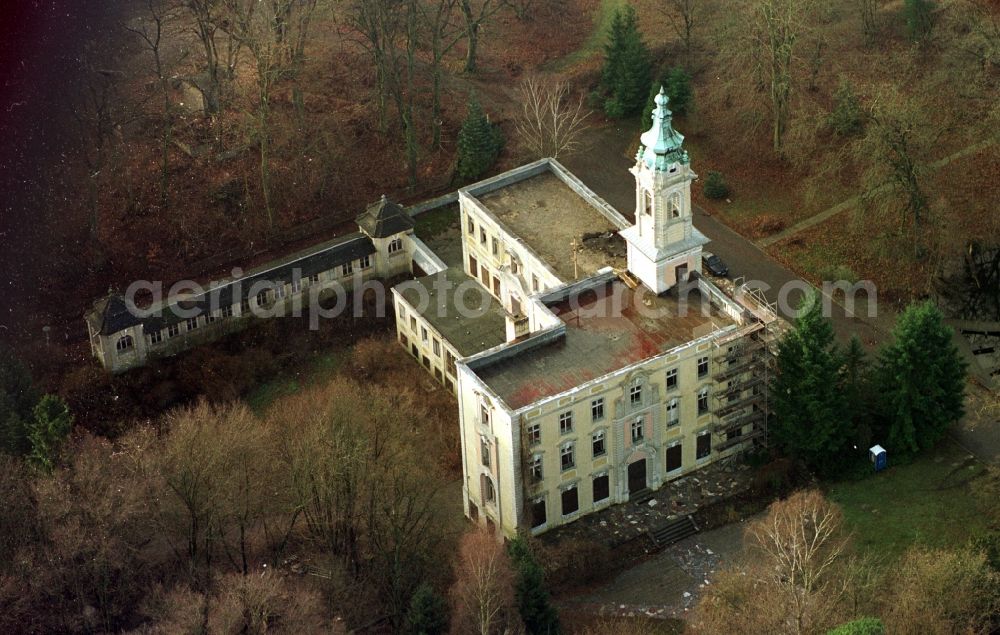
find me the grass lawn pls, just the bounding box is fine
[413,203,458,240]
[545,0,626,71]
[244,349,349,412]
[827,439,990,561]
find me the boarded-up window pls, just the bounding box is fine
[531,499,546,528]
[561,486,579,515]
[667,444,682,472]
[593,474,609,502]
[696,433,711,459]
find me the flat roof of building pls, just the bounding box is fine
[473,278,736,409]
[397,267,508,358]
[477,171,626,281]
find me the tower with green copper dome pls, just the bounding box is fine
[619,87,710,294]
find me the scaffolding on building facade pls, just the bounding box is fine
[711,280,778,453]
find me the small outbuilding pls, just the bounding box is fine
[869,445,888,472]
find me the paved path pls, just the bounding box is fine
[758,137,999,249]
[559,517,754,620]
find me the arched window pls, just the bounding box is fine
[670,192,682,218]
[116,334,134,351]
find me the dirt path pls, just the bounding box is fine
[758,136,1000,249]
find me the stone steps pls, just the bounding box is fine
[649,514,699,549]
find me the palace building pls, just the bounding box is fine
[396,90,777,537]
[88,89,777,538]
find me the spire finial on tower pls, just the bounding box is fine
[637,86,688,171]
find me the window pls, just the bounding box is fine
[696,433,711,459]
[421,326,428,343]
[116,334,134,351]
[434,368,442,382]
[433,339,441,356]
[697,356,710,378]
[400,333,408,346]
[342,262,353,276]
[492,237,499,256]
[631,417,644,443]
[591,398,605,422]
[422,355,430,369]
[410,316,417,331]
[532,274,539,292]
[388,238,403,254]
[168,323,180,337]
[411,343,419,357]
[221,304,234,318]
[148,330,162,345]
[256,290,270,307]
[727,426,743,442]
[593,474,609,502]
[360,255,371,269]
[698,387,710,415]
[467,217,475,234]
[531,499,546,528]
[728,380,739,403]
[275,283,286,299]
[492,276,500,297]
[561,486,579,515]
[291,278,302,293]
[629,381,642,406]
[469,255,478,276]
[483,476,496,503]
[560,443,574,471]
[559,411,573,435]
[592,430,606,457]
[511,259,519,275]
[644,190,653,215]
[666,444,683,471]
[667,398,680,427]
[481,438,491,468]
[529,454,543,481]
[309,273,320,283]
[397,305,406,321]
[526,422,541,445]
[446,351,456,370]
[666,368,678,390]
[480,228,487,244]
[480,404,491,425]
[480,265,490,287]
[186,317,199,331]
[240,298,250,314]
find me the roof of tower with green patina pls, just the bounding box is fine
[637,87,689,171]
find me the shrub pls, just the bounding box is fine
[828,81,864,137]
[508,537,560,634]
[703,171,730,199]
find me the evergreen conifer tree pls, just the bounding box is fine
[28,395,73,472]
[771,290,849,475]
[600,5,651,118]
[457,97,503,181]
[841,335,873,451]
[875,302,965,455]
[508,536,560,634]
[406,583,449,635]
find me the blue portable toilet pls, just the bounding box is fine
[869,445,887,472]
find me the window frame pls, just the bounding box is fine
[592,430,606,457]
[560,443,575,472]
[559,411,573,435]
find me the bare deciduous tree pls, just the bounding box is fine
[514,76,590,160]
[721,0,819,154]
[459,0,506,73]
[693,490,851,635]
[449,527,515,635]
[666,0,698,53]
[857,0,880,46]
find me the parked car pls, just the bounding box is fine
[701,251,729,277]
